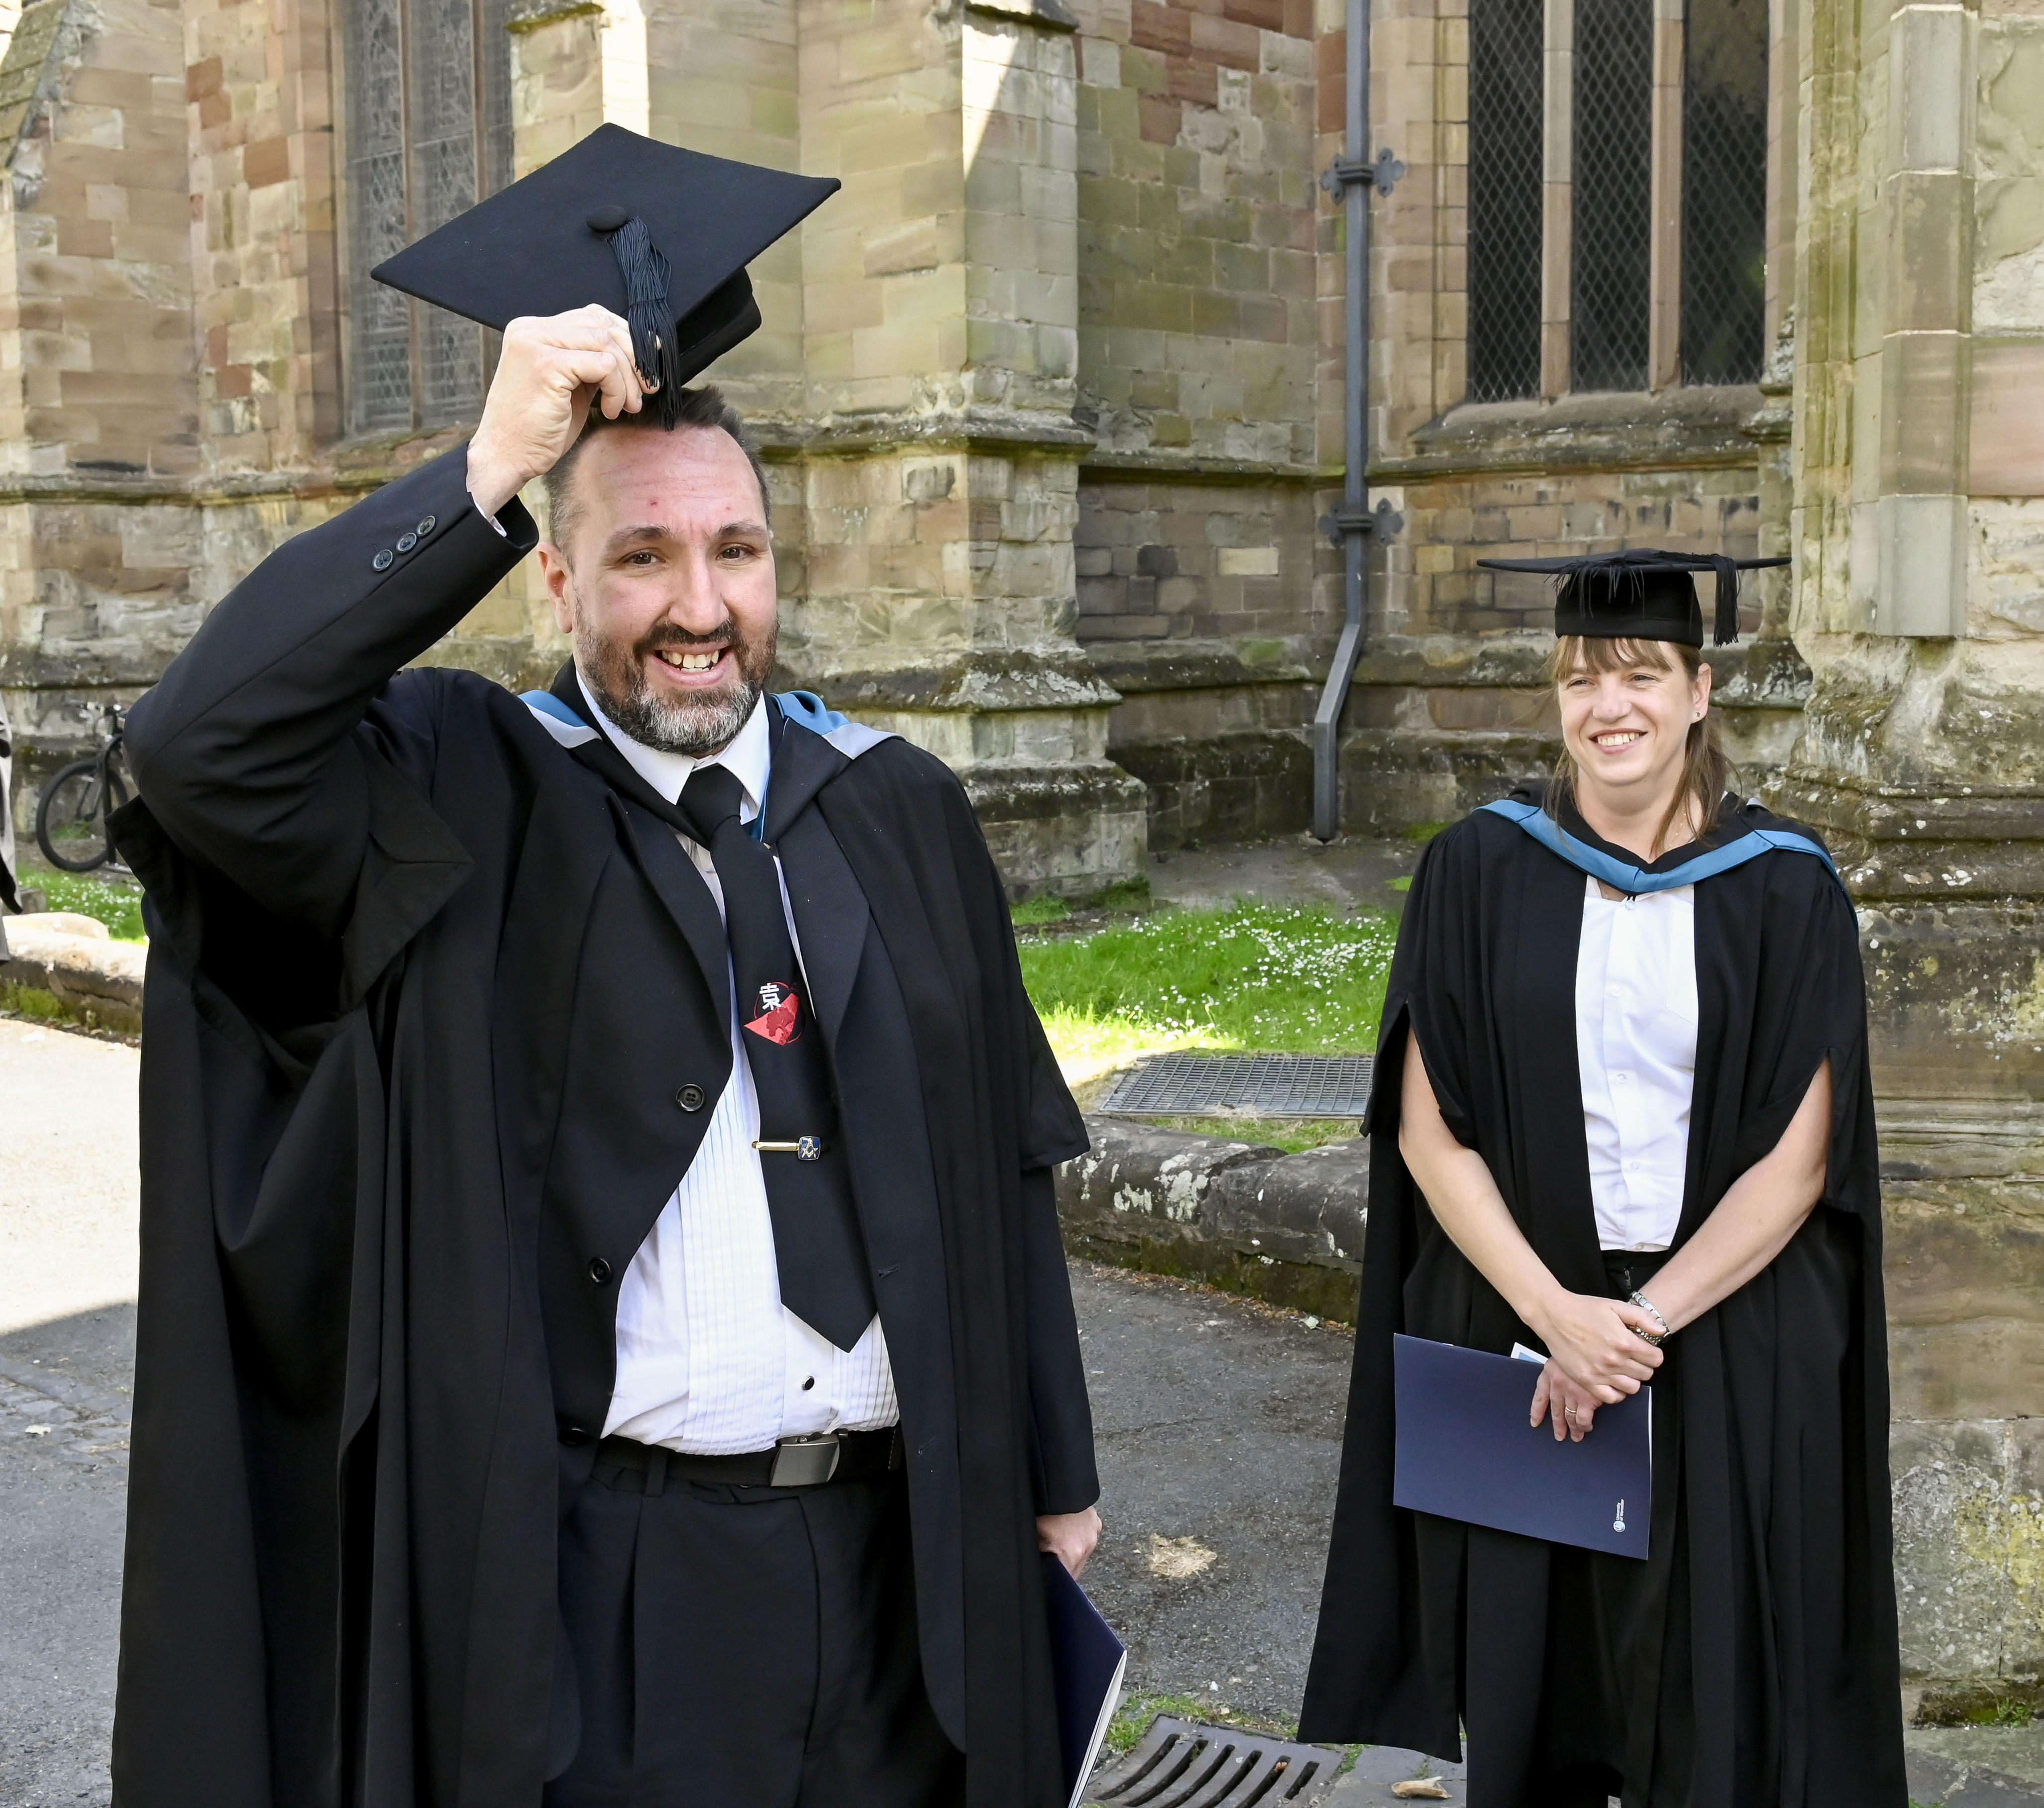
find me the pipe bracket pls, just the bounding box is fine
[1317,498,1403,548]
[1319,148,1406,199]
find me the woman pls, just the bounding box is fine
[1298,549,1905,1808]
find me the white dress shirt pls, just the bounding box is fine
[1575,874,1699,1253]
[583,679,898,1455]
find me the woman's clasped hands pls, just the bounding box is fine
[1526,1290,1663,1442]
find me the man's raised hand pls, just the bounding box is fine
[465,306,645,521]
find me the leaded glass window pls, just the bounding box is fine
[1680,0,1768,384]
[1467,0,1545,402]
[1457,0,1769,401]
[1570,0,1652,392]
[342,0,513,436]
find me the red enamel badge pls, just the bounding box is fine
[745,980,802,1046]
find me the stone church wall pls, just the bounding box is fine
[1066,0,1334,849]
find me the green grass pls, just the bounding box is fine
[1018,901,1396,1065]
[1405,821,1449,842]
[15,865,145,941]
[1010,876,1153,933]
[1098,1692,1300,1761]
[1091,876,1153,912]
[1010,895,1072,927]
[1139,1116,1359,1153]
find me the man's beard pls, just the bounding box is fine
[576,617,777,757]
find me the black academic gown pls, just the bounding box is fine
[1298,789,1906,1808]
[106,445,1097,1808]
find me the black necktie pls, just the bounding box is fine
[674,764,876,1351]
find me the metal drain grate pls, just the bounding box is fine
[1095,1053,1375,1121]
[1084,1716,1343,1807]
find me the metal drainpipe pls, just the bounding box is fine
[1312,0,1402,842]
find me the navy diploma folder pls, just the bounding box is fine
[1042,1553,1128,1808]
[1391,1333,1651,1559]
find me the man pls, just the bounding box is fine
[110,128,1100,1808]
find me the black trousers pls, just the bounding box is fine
[546,1447,964,1808]
[1522,1250,1670,1808]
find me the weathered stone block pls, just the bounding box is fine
[1056,1114,1366,1317]
[1893,1417,2044,1679]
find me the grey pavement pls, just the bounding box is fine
[1073,1261,1352,1727]
[1,1013,2041,1807]
[1149,832,1421,919]
[0,1018,137,1808]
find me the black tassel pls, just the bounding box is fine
[1706,553,1739,644]
[603,216,681,427]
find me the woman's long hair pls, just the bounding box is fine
[1544,635,1735,856]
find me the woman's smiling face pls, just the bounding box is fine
[1556,639,1713,815]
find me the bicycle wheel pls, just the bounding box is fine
[36,757,113,871]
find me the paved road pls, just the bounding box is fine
[1,1014,2038,1808]
[1074,1263,1351,1724]
[0,1019,137,1808]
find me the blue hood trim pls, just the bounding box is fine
[522,690,585,727]
[1477,797,1842,895]
[773,690,894,759]
[774,690,849,735]
[519,689,600,747]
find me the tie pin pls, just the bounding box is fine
[753,1137,826,1161]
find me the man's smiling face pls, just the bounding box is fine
[538,423,777,756]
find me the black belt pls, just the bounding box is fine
[595,1426,903,1490]
[1600,1249,1671,1299]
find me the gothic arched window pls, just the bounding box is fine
[340,0,514,435]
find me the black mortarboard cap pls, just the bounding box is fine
[370,123,839,428]
[1476,547,1791,647]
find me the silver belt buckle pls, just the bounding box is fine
[768,1432,841,1487]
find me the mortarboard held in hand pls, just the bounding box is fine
[369,122,840,425]
[1477,546,1790,648]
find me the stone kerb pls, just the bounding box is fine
[1056,1113,1369,1322]
[0,910,142,1035]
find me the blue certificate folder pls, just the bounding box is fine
[1392,1334,1652,1559]
[1042,1553,1129,1808]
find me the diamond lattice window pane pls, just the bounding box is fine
[1571,0,1653,393]
[410,0,482,428]
[476,0,515,201]
[1466,0,1545,402]
[343,0,514,434]
[344,0,411,434]
[1680,0,1768,385]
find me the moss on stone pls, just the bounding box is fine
[1914,1681,2044,1728]
[1063,1229,1359,1324]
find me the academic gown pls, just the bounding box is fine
[1297,787,1906,1808]
[105,445,1097,1808]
